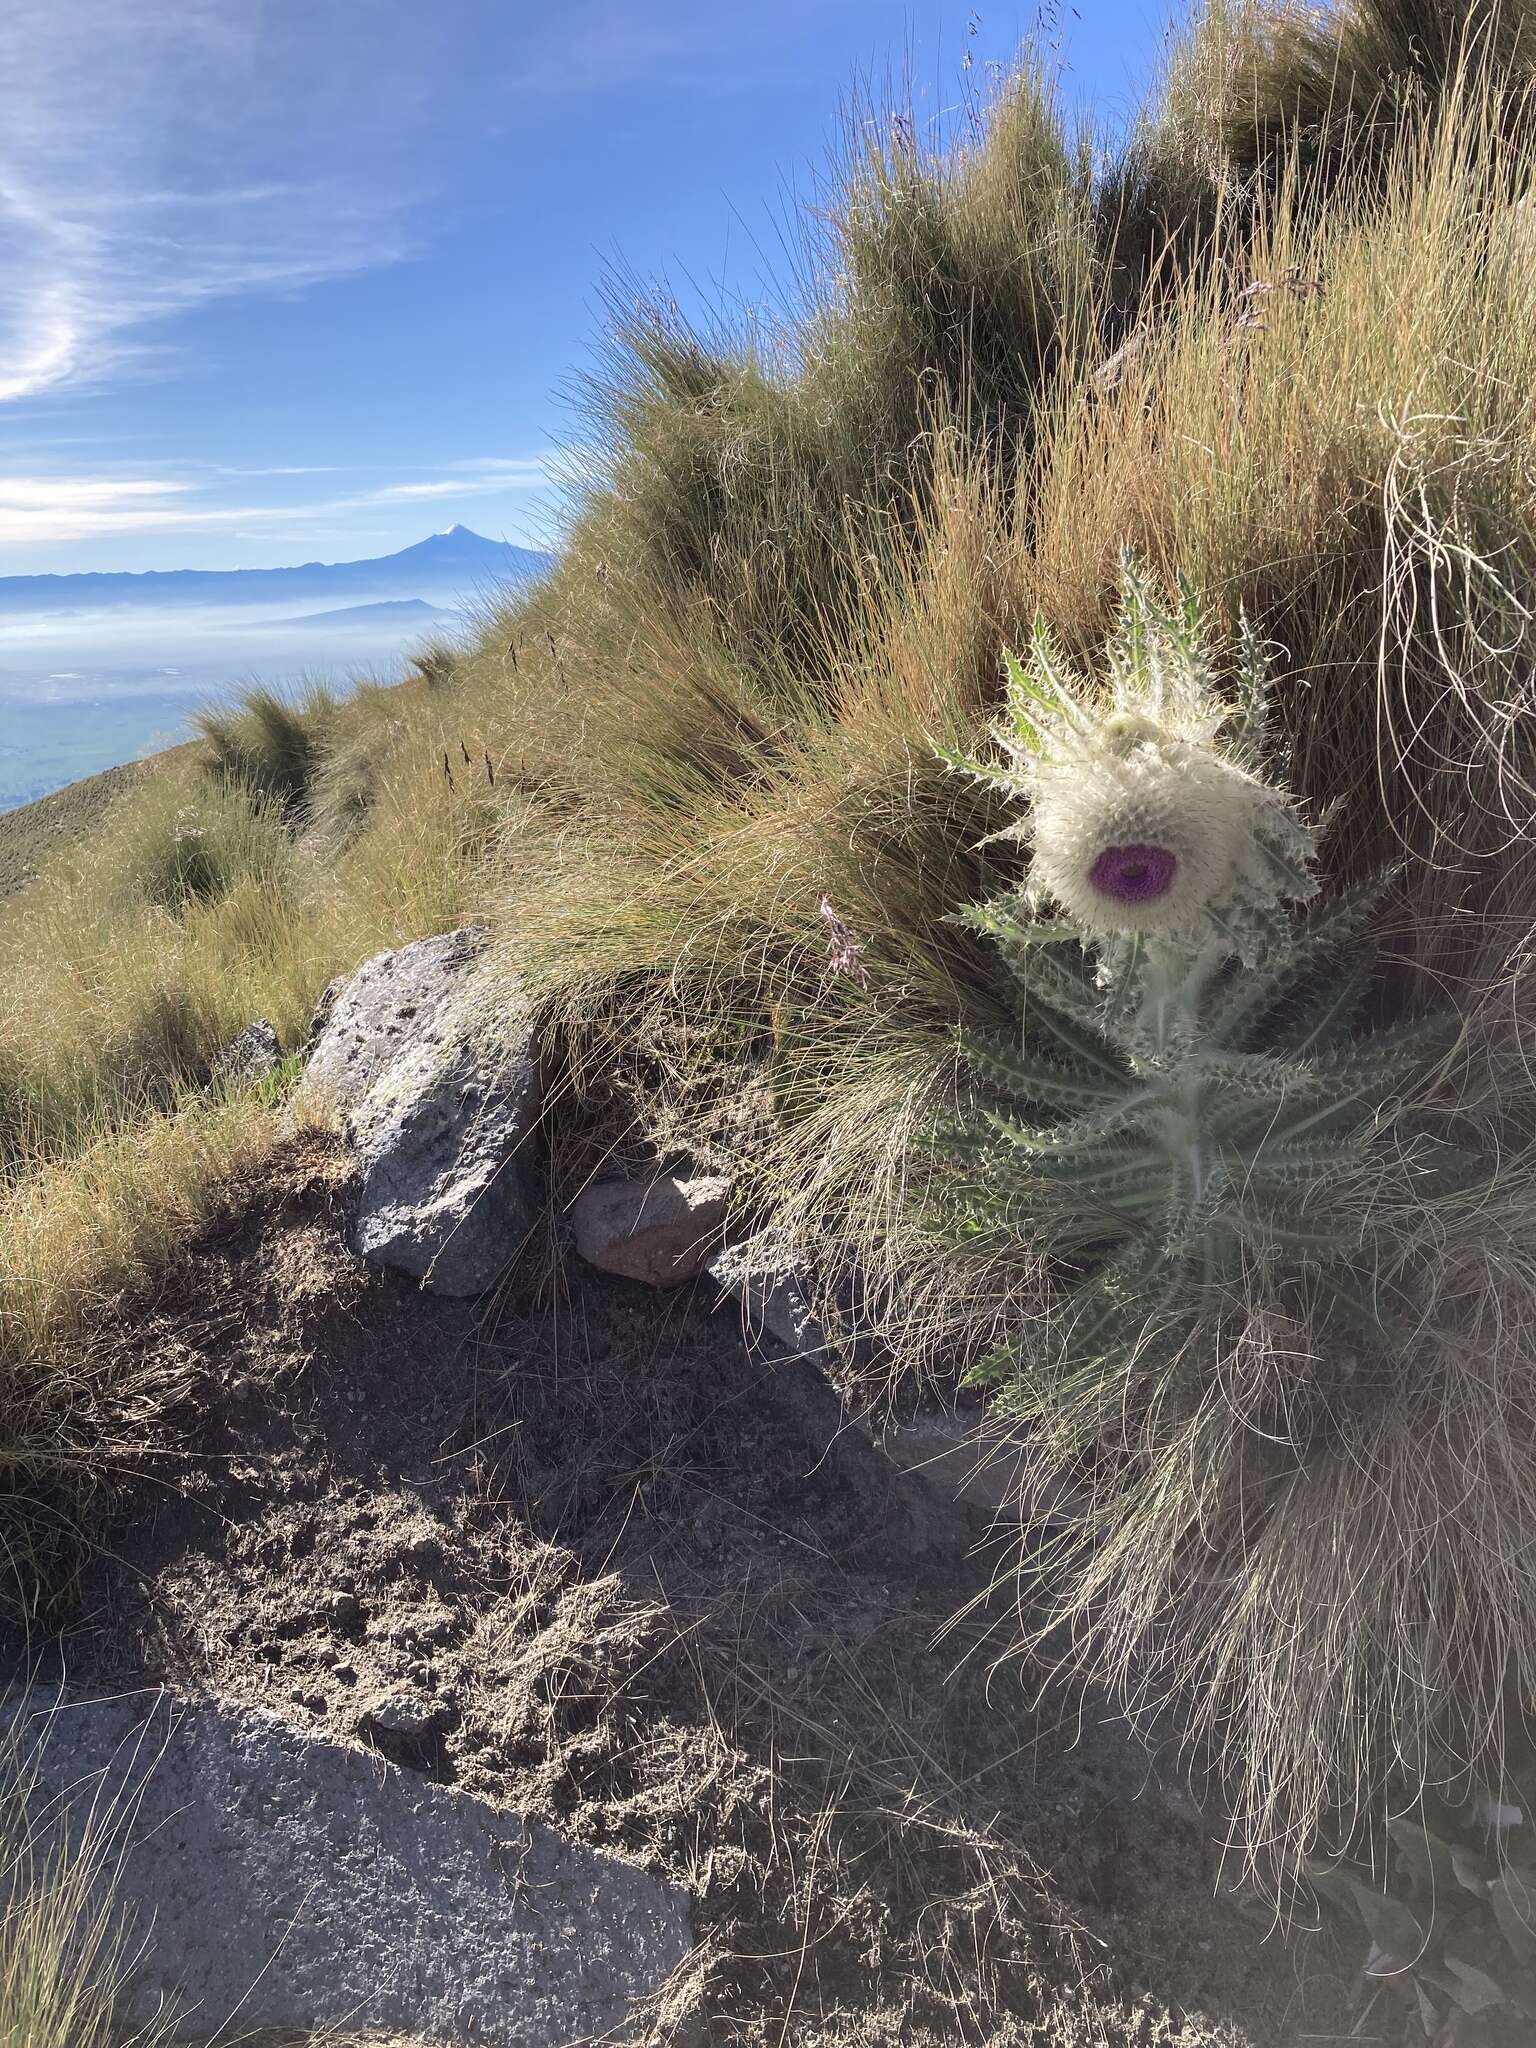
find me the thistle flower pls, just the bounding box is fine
[934,557,1466,1887]
[958,563,1317,950]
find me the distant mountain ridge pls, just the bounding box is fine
[0,527,553,615]
[253,599,451,630]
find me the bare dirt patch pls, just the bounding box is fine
[64,1137,1350,2045]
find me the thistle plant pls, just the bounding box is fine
[939,562,1462,1431]
[1307,1785,1536,2045]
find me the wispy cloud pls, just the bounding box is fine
[0,0,829,412]
[368,460,554,503]
[0,2,422,404]
[0,458,557,546]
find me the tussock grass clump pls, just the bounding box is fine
[0,772,321,1179]
[1170,0,1536,202]
[104,773,296,914]
[571,66,1102,678]
[193,679,341,812]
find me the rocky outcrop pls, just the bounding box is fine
[573,1172,731,1286]
[299,929,540,1294]
[13,1689,692,2047]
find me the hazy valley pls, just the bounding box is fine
[0,527,551,810]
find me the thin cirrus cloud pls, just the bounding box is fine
[0,1,440,406]
[0,0,796,411]
[0,459,555,547]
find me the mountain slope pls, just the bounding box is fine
[0,527,553,615]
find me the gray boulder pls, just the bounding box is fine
[13,1689,691,2046]
[300,929,540,1295]
[573,1173,730,1286]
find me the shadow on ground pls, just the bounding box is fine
[62,1137,1350,2046]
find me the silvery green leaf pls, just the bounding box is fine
[1414,1978,1440,2035]
[1361,1941,1413,1982]
[960,1035,1125,1110]
[1437,1956,1507,2015]
[1346,1876,1425,1963]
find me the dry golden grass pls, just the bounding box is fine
[0,1095,280,1485]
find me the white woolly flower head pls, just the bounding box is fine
[962,563,1317,947]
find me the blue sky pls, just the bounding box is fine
[0,1,1182,575]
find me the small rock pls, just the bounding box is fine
[573,1173,730,1286]
[707,1237,828,1355]
[327,1591,363,1631]
[359,1690,440,1741]
[210,1017,282,1090]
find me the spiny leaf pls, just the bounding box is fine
[960,1033,1121,1109]
[976,1091,1158,1155]
[1231,1134,1371,1185]
[1203,874,1388,1049]
[1279,944,1379,1060]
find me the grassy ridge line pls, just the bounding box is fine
[0,749,197,903]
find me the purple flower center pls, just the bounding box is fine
[1088,842,1178,905]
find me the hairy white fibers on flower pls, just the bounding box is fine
[969,567,1316,944]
